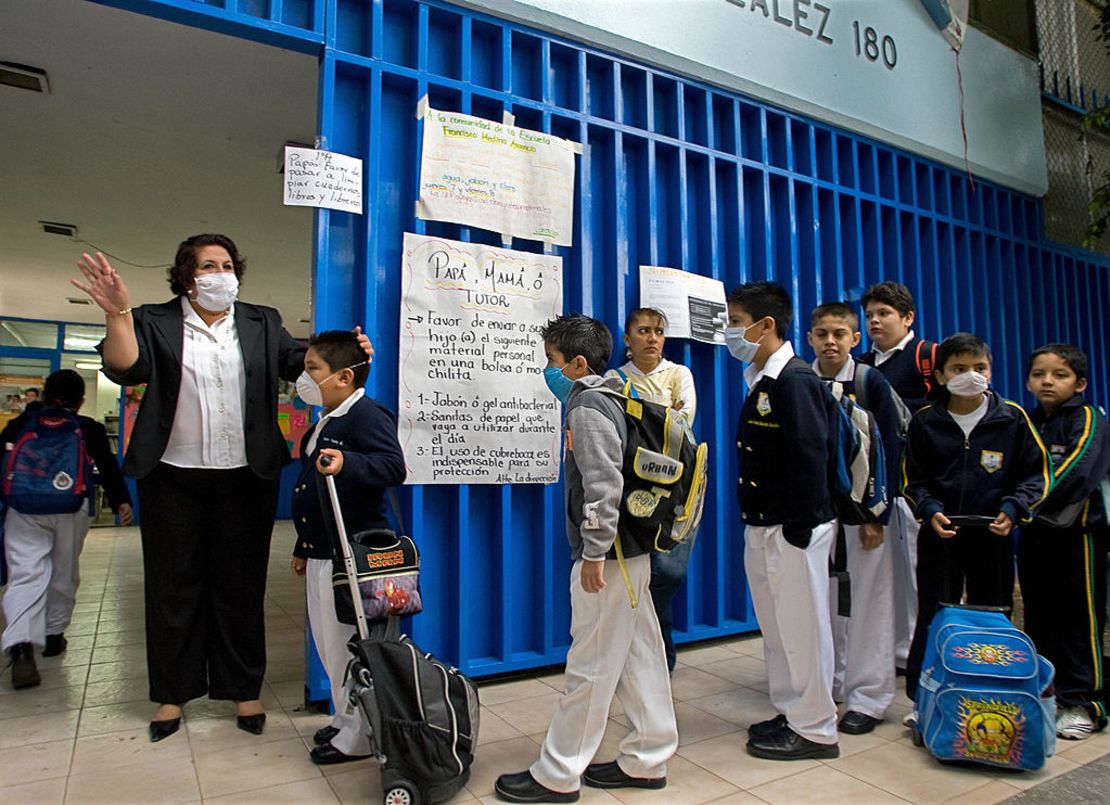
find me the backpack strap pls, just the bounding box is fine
[915,340,937,393]
[854,362,870,411]
[614,369,640,400]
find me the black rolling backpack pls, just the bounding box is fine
[319,460,479,805]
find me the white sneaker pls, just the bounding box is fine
[902,711,917,729]
[1056,707,1096,740]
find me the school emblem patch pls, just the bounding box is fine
[756,392,772,417]
[52,472,74,492]
[980,450,1003,474]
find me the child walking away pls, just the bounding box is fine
[727,282,840,760]
[1019,343,1110,740]
[902,333,1050,708]
[495,314,677,803]
[2,369,133,689]
[859,280,938,673]
[289,331,406,764]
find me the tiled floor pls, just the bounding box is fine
[2,522,1109,804]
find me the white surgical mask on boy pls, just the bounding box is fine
[944,370,989,397]
[724,320,765,363]
[294,362,368,407]
[193,273,239,312]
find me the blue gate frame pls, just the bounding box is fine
[93,0,1110,678]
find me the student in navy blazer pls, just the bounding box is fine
[73,234,371,743]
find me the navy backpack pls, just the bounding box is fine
[2,409,92,515]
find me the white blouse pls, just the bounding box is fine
[160,296,248,469]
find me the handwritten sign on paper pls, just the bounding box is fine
[639,265,727,344]
[398,233,563,485]
[416,106,578,246]
[283,146,363,215]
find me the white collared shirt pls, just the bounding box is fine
[161,296,248,469]
[305,388,365,456]
[872,330,915,366]
[811,358,855,382]
[744,342,796,393]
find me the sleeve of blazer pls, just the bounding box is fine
[272,310,306,383]
[337,404,407,490]
[1000,403,1051,524]
[779,371,831,548]
[82,419,132,511]
[97,306,153,387]
[902,410,944,525]
[1041,406,1110,513]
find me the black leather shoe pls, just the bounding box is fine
[839,711,882,735]
[42,634,68,657]
[314,725,340,745]
[149,718,181,742]
[583,760,665,790]
[747,725,840,760]
[9,643,41,689]
[748,713,787,738]
[494,770,579,803]
[236,713,266,735]
[310,742,370,765]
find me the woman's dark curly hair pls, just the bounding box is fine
[168,233,246,295]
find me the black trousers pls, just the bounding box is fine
[1018,522,1108,719]
[905,525,1015,700]
[137,463,278,704]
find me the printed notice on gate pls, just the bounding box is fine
[416,106,579,246]
[639,265,727,344]
[283,146,363,215]
[398,232,564,485]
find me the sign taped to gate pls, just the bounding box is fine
[416,105,579,246]
[398,233,563,485]
[639,265,727,344]
[283,146,363,214]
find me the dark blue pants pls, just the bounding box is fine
[650,528,698,672]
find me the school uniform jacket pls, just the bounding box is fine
[860,336,935,414]
[902,391,1051,526]
[291,395,407,560]
[98,299,305,480]
[1028,394,1110,529]
[737,353,836,548]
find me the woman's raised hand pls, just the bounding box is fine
[72,252,131,315]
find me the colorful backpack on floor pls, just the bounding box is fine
[913,604,1056,771]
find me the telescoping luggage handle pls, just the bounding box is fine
[319,454,371,641]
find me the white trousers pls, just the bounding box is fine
[532,554,678,793]
[745,520,838,744]
[306,558,370,756]
[1,508,91,650]
[889,498,920,667]
[830,524,896,718]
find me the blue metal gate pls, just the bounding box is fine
[96,0,1110,678]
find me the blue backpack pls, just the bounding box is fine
[827,380,888,525]
[914,605,1056,771]
[2,409,92,515]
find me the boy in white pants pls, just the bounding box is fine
[289,331,405,764]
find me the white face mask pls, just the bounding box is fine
[193,272,239,312]
[724,320,766,363]
[295,363,368,407]
[944,370,989,397]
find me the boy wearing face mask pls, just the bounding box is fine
[289,331,406,765]
[902,333,1050,706]
[1018,344,1110,740]
[726,282,841,760]
[495,314,677,803]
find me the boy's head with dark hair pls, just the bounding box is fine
[862,281,916,352]
[725,281,791,367]
[1027,343,1089,414]
[936,333,992,404]
[540,314,613,378]
[23,387,39,402]
[43,370,85,411]
[807,302,861,377]
[304,331,370,411]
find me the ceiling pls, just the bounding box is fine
[0,0,319,337]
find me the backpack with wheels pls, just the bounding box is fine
[912,604,1056,771]
[2,409,92,515]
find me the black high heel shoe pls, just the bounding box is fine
[149,718,181,743]
[236,713,266,735]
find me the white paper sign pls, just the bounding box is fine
[398,233,563,485]
[283,146,363,214]
[639,266,727,344]
[417,106,578,246]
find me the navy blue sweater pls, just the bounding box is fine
[902,391,1050,527]
[737,356,835,547]
[1028,394,1110,529]
[291,395,407,560]
[860,336,936,414]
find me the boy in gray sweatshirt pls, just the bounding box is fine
[495,314,678,803]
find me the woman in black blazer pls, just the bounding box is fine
[73,234,370,743]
